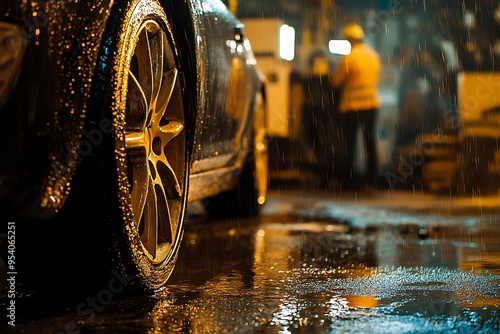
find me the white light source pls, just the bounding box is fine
[328,39,351,55]
[279,24,295,61]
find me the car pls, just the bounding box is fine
[0,0,268,293]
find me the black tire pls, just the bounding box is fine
[8,0,191,295]
[206,151,259,219]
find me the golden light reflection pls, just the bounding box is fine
[344,295,379,309]
[252,221,383,331]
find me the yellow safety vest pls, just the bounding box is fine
[331,43,381,112]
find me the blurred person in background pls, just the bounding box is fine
[331,23,381,190]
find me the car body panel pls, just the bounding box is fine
[0,0,114,219]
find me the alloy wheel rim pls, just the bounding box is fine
[124,20,186,264]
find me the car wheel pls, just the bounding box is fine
[91,0,190,290]
[77,0,190,290]
[253,91,269,208]
[207,92,268,218]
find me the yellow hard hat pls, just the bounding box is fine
[342,24,364,40]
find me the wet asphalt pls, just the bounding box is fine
[1,188,500,333]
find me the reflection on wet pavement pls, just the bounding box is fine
[2,190,500,333]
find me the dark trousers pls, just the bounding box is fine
[339,109,378,187]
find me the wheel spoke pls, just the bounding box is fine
[141,176,158,257]
[152,170,173,244]
[149,26,164,111]
[162,161,182,199]
[130,157,149,227]
[151,149,182,200]
[127,70,149,130]
[156,68,178,116]
[158,120,184,147]
[135,27,153,106]
[125,131,147,150]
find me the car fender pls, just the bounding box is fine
[42,0,116,214]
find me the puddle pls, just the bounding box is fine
[2,200,499,333]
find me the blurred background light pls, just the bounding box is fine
[279,24,295,61]
[328,39,351,55]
